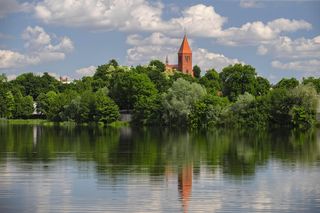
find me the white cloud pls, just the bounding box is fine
[75,65,97,77]
[34,0,169,31]
[257,45,268,55]
[0,26,74,69]
[126,33,180,65]
[127,33,180,46]
[0,50,39,69]
[32,1,312,46]
[194,48,244,71]
[168,4,227,37]
[0,0,31,18]
[261,35,320,59]
[272,60,320,73]
[218,19,312,46]
[240,0,264,8]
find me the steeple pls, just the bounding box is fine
[165,55,169,65]
[178,34,193,76]
[178,35,192,54]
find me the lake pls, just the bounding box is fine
[0,124,320,212]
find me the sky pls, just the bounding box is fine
[0,0,319,83]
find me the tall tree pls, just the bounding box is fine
[193,65,201,79]
[199,68,221,94]
[220,64,258,101]
[162,78,207,125]
[149,60,166,72]
[109,71,157,110]
[275,78,299,90]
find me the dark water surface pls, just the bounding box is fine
[0,125,320,212]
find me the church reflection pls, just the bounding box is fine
[178,164,193,213]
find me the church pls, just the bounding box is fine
[165,35,193,77]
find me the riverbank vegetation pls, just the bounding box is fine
[0,60,319,129]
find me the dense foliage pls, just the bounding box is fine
[0,61,319,129]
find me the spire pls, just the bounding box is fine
[165,55,169,65]
[178,35,192,54]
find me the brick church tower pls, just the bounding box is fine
[178,35,193,76]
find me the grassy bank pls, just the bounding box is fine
[0,119,129,128]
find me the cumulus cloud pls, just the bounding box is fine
[218,19,312,46]
[261,35,320,59]
[126,32,180,65]
[0,26,73,69]
[0,0,31,18]
[194,48,244,71]
[168,4,227,37]
[32,1,312,44]
[34,0,169,31]
[271,60,320,73]
[75,65,97,77]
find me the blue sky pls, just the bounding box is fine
[0,0,319,83]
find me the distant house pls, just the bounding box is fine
[59,76,71,84]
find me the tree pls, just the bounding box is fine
[12,72,60,99]
[93,59,119,82]
[149,60,166,72]
[95,88,120,125]
[193,65,201,79]
[170,71,196,83]
[302,77,320,93]
[0,74,7,83]
[162,78,207,126]
[109,71,158,110]
[12,89,34,118]
[199,68,221,94]
[189,95,229,128]
[275,78,299,90]
[0,90,14,118]
[255,76,271,96]
[147,68,171,93]
[290,85,318,128]
[220,64,258,101]
[267,85,318,128]
[221,93,270,128]
[132,95,162,126]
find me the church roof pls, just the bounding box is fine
[178,35,192,54]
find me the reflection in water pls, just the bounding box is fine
[0,125,320,212]
[178,164,193,213]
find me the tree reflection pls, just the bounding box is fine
[0,125,319,179]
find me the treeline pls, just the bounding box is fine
[0,59,319,129]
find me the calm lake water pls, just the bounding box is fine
[0,125,320,213]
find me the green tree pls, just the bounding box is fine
[199,68,221,94]
[0,73,7,83]
[189,95,229,128]
[147,67,171,93]
[0,90,14,118]
[12,90,34,118]
[193,65,201,79]
[78,90,97,123]
[132,95,163,125]
[149,60,166,72]
[223,93,269,128]
[12,72,60,99]
[302,77,320,93]
[95,88,120,125]
[110,71,158,110]
[255,76,271,96]
[220,64,258,101]
[162,78,207,126]
[275,77,299,90]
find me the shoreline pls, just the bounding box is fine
[0,119,129,128]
